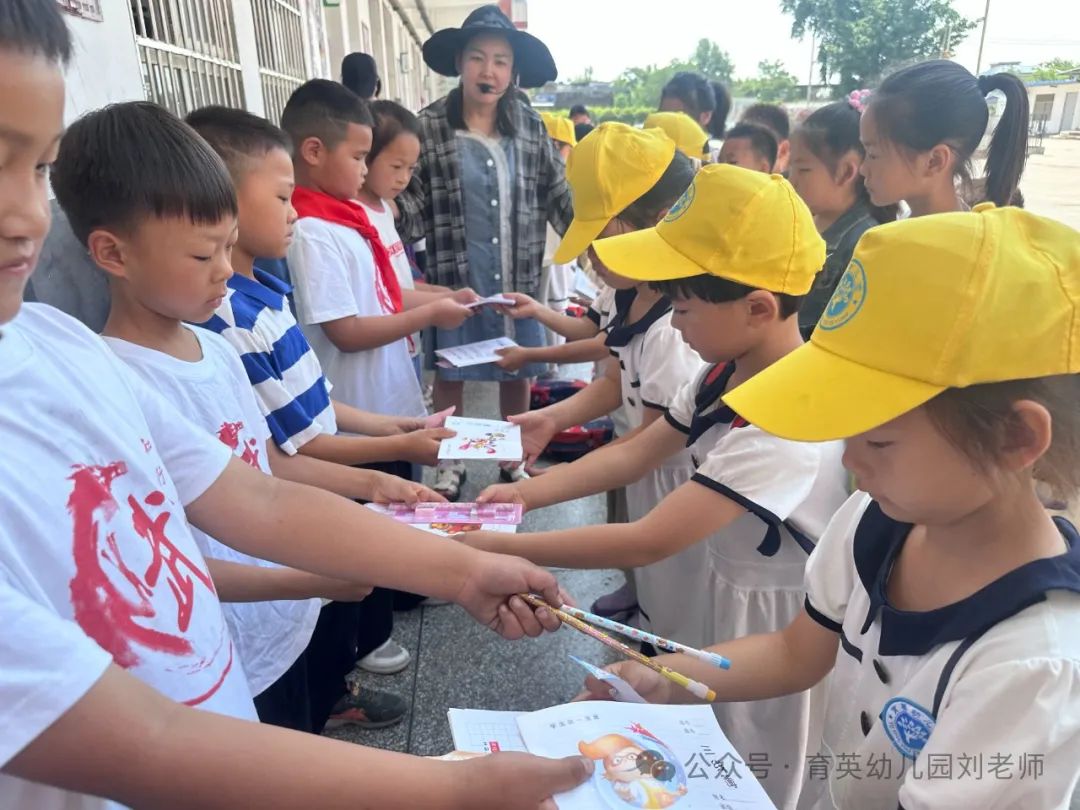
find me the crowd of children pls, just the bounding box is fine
[2,1,1078,808]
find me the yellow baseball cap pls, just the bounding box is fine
[592,163,824,294]
[723,205,1080,442]
[553,122,677,264]
[644,111,709,159]
[540,112,577,147]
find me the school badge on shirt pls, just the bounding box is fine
[880,696,936,760]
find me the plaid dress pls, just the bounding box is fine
[396,94,573,298]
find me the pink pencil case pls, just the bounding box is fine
[367,502,523,526]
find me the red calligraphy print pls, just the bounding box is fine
[217,420,261,469]
[67,462,233,705]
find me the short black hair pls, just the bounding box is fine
[368,100,419,164]
[0,0,71,63]
[741,103,790,141]
[724,123,778,169]
[650,275,802,320]
[341,52,380,99]
[281,79,373,152]
[660,72,715,122]
[185,106,292,183]
[52,101,237,246]
[569,104,589,117]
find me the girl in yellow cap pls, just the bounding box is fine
[581,205,1080,810]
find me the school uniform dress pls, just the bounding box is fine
[586,286,632,439]
[798,491,1080,809]
[664,361,850,810]
[604,289,702,518]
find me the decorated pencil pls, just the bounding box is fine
[560,604,731,670]
[520,594,717,702]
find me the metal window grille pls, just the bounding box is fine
[57,0,103,22]
[250,0,307,124]
[129,0,245,117]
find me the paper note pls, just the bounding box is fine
[568,655,647,704]
[365,501,523,526]
[466,294,515,309]
[434,337,517,368]
[447,708,528,754]
[437,416,523,461]
[518,702,777,810]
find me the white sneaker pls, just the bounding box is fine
[499,461,530,483]
[433,462,466,501]
[357,639,411,675]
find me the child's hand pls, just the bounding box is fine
[309,576,374,602]
[367,472,447,504]
[456,752,594,809]
[389,415,428,434]
[451,551,564,640]
[575,661,675,705]
[449,286,481,305]
[507,410,558,469]
[396,427,455,466]
[427,298,474,329]
[498,292,541,319]
[494,346,531,372]
[475,482,527,507]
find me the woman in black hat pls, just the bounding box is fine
[396,4,572,499]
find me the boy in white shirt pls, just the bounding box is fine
[283,80,475,421]
[0,5,588,804]
[471,166,851,809]
[53,101,447,731]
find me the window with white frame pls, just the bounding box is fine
[250,0,307,124]
[128,0,245,117]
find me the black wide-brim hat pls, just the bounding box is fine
[422,4,557,89]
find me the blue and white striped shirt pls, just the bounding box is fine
[201,269,337,455]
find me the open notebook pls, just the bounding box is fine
[448,702,776,810]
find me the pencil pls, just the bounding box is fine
[520,593,717,702]
[560,605,731,670]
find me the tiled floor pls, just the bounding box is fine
[325,371,622,756]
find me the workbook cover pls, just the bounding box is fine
[448,702,776,810]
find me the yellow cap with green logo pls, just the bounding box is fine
[644,111,709,159]
[723,204,1080,442]
[540,112,577,147]
[592,163,824,294]
[553,122,677,265]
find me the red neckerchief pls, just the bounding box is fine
[292,185,402,314]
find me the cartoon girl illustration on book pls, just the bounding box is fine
[579,726,688,808]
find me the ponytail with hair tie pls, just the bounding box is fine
[846,89,872,114]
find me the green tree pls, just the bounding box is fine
[781,0,976,94]
[612,39,734,107]
[1031,58,1080,81]
[735,60,800,102]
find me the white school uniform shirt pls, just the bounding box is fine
[799,492,1080,810]
[362,199,420,358]
[288,216,425,417]
[663,360,850,810]
[0,305,256,810]
[104,326,321,697]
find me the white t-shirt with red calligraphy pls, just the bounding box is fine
[0,304,256,810]
[104,325,320,698]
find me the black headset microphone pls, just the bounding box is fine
[477,83,504,96]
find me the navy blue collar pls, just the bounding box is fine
[604,288,671,348]
[854,501,1080,656]
[687,362,742,446]
[227,268,292,312]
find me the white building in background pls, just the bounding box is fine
[1028,73,1080,137]
[59,0,526,125]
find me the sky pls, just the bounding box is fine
[525,0,1080,85]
